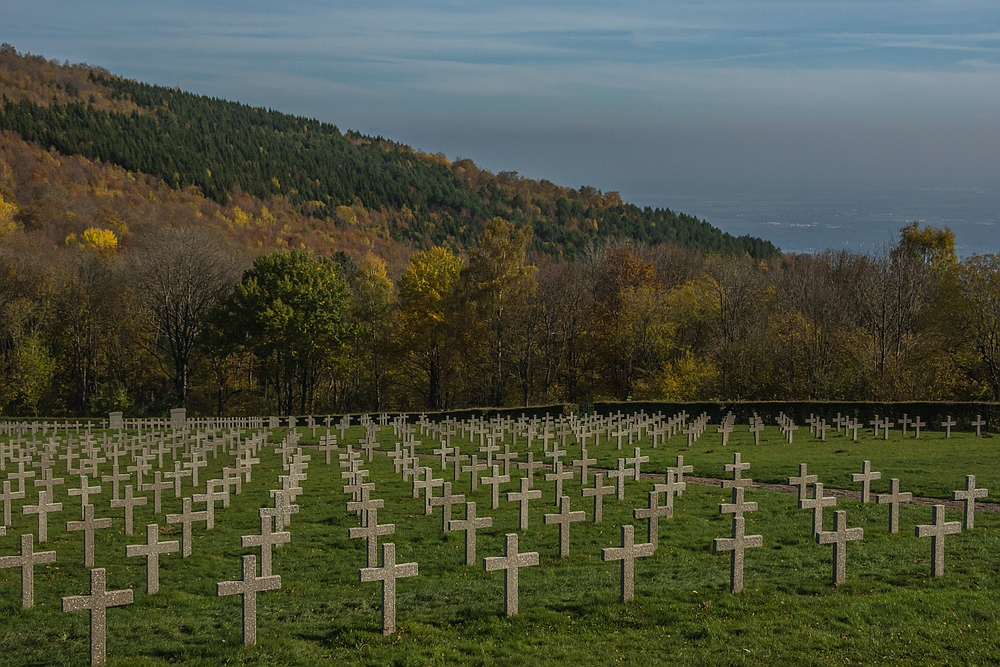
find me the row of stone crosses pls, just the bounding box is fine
[0,408,992,663]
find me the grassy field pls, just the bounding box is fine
[1,421,1000,665]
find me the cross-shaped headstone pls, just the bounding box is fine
[516,451,547,488]
[428,482,465,532]
[876,478,913,534]
[634,490,673,548]
[34,467,66,499]
[164,461,192,498]
[68,474,103,519]
[109,485,147,535]
[507,476,542,531]
[583,471,615,523]
[628,447,649,479]
[607,458,635,501]
[22,489,62,543]
[0,532,56,608]
[349,507,396,568]
[484,532,539,616]
[572,447,597,486]
[722,453,751,489]
[545,460,575,505]
[602,523,655,602]
[788,463,818,502]
[713,516,763,593]
[799,482,837,535]
[242,514,290,577]
[952,474,988,530]
[481,465,511,510]
[851,460,881,503]
[100,464,130,502]
[816,510,864,585]
[543,495,586,557]
[720,486,758,520]
[66,503,113,568]
[360,542,418,635]
[915,504,962,577]
[941,416,956,438]
[125,523,179,594]
[62,567,133,665]
[1,479,25,527]
[461,455,488,493]
[217,554,281,645]
[448,501,493,566]
[165,497,209,557]
[971,414,986,437]
[142,471,173,514]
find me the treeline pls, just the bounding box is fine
[1,209,999,417]
[0,44,777,258]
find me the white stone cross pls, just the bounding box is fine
[788,463,818,502]
[628,447,649,480]
[217,554,281,645]
[143,471,173,514]
[62,567,133,665]
[713,516,762,593]
[481,465,510,510]
[799,482,837,536]
[428,481,465,532]
[1,479,25,527]
[22,489,62,543]
[242,514,290,576]
[972,415,986,437]
[915,504,962,577]
[602,524,655,602]
[952,474,988,530]
[125,523,179,594]
[448,501,493,566]
[165,497,210,557]
[109,484,147,535]
[816,510,863,585]
[0,532,56,608]
[851,460,881,503]
[634,490,673,548]
[68,474,103,519]
[876,478,913,533]
[100,464,130,502]
[360,542,418,635]
[572,447,597,486]
[941,416,956,438]
[461,455,488,493]
[66,503,113,568]
[583,471,615,523]
[349,506,395,568]
[543,495,586,557]
[722,453,751,489]
[507,476,542,531]
[484,532,538,616]
[545,460,575,505]
[607,458,635,501]
[720,486,758,520]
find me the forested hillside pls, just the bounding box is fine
[0,44,777,258]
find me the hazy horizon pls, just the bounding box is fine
[5,1,999,253]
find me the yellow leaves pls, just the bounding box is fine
[336,205,357,225]
[658,350,718,400]
[66,226,118,256]
[0,193,20,236]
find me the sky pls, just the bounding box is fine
[4,1,1000,251]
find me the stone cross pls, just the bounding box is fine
[608,458,635,501]
[545,460,575,505]
[628,447,649,479]
[66,503,114,568]
[516,451,547,488]
[876,478,913,533]
[713,516,763,593]
[68,475,103,519]
[242,514,290,576]
[461,455,488,493]
[496,444,519,477]
[900,414,912,436]
[447,445,468,482]
[720,486,758,520]
[193,483,229,530]
[484,532,539,617]
[109,484,147,535]
[360,542,418,635]
[851,460,881,503]
[62,567,134,665]
[941,416,956,438]
[799,483,837,536]
[143,471,173,514]
[572,447,597,486]
[952,474,988,530]
[1,479,25,527]
[420,470,445,516]
[722,453,751,489]
[816,510,863,585]
[915,504,962,577]
[448,501,493,566]
[583,471,615,523]
[913,416,925,439]
[543,495,586,557]
[433,441,454,470]
[22,489,62,543]
[634,490,673,548]
[125,523,179,594]
[972,415,986,437]
[507,476,542,531]
[34,468,66,499]
[788,464,818,502]
[164,461,192,498]
[653,469,685,512]
[0,532,56,608]
[217,554,281,645]
[349,506,396,568]
[602,524,655,602]
[101,464,130,502]
[165,497,210,557]
[428,482,466,532]
[481,465,511,510]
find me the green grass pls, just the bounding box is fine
[2,422,1000,666]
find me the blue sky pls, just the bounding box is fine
[5,1,1000,231]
